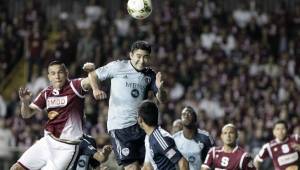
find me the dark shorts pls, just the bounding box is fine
[109,124,146,166]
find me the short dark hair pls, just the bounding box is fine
[48,60,67,71]
[273,120,288,130]
[130,40,151,54]
[138,100,158,126]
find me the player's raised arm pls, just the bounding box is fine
[83,62,107,100]
[19,87,35,118]
[155,72,167,103]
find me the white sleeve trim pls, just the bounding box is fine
[80,79,89,92]
[30,103,43,111]
[70,81,85,98]
[239,152,248,169]
[254,155,263,162]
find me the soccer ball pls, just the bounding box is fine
[127,0,152,19]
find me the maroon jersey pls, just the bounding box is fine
[255,135,300,170]
[30,79,88,141]
[202,146,256,170]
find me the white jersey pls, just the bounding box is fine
[173,129,215,170]
[95,60,158,131]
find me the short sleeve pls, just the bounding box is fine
[143,68,158,96]
[95,61,119,81]
[162,137,182,164]
[70,79,88,98]
[202,147,215,169]
[255,144,270,162]
[201,134,215,162]
[31,89,46,110]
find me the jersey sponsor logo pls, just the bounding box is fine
[48,111,59,120]
[277,152,299,166]
[47,96,68,108]
[122,148,130,156]
[125,82,146,91]
[131,89,140,98]
[166,149,176,159]
[188,156,196,163]
[52,89,60,95]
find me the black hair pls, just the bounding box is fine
[48,60,67,71]
[273,120,288,130]
[130,40,151,54]
[182,106,197,123]
[138,100,158,126]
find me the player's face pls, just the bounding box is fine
[130,49,151,70]
[48,65,68,89]
[221,127,237,146]
[273,123,287,141]
[181,108,195,126]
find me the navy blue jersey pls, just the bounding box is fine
[145,127,183,170]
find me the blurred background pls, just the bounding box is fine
[1,0,300,169]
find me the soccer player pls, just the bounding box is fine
[138,100,189,170]
[173,106,215,170]
[87,40,167,170]
[10,61,94,170]
[254,120,300,170]
[72,134,112,170]
[201,124,256,170]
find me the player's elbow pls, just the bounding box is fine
[178,157,189,170]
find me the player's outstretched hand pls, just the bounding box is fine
[19,87,32,102]
[82,62,95,73]
[93,145,112,163]
[93,89,107,100]
[155,72,164,89]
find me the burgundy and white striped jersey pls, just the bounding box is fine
[30,79,88,141]
[255,135,300,170]
[202,146,256,170]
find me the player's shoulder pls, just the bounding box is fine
[141,67,156,76]
[196,129,214,141]
[157,126,172,138]
[172,130,183,139]
[197,129,211,137]
[105,59,129,68]
[290,134,299,141]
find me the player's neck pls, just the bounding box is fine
[223,144,237,153]
[183,127,196,139]
[144,125,156,136]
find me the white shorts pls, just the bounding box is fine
[18,134,79,170]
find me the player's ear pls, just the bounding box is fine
[129,52,133,59]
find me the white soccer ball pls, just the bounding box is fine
[127,0,152,19]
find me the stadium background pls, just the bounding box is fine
[1,0,300,169]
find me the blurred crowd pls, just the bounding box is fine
[1,0,300,169]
